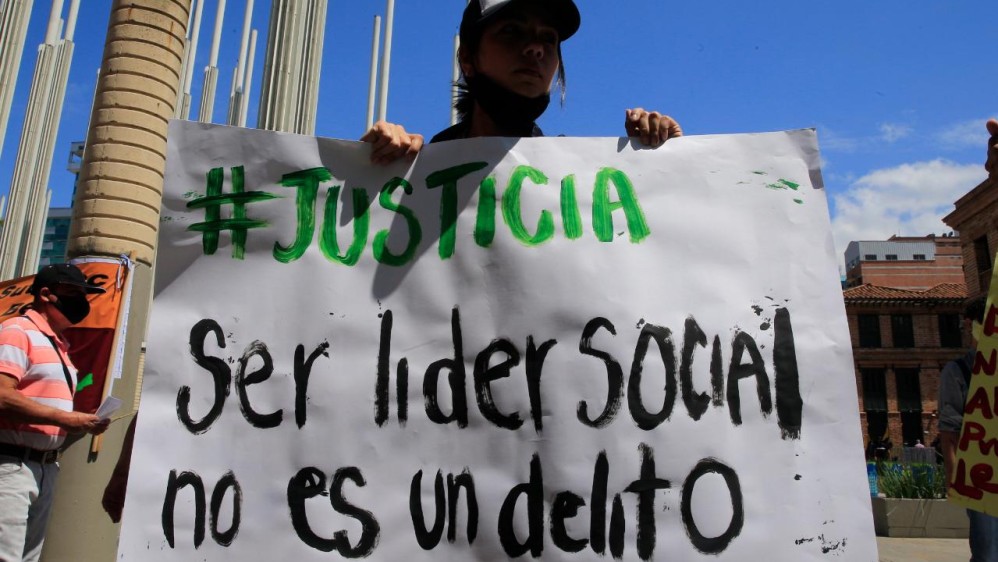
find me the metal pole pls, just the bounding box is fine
[235,0,253,91]
[366,15,381,131]
[0,0,64,279]
[63,0,78,40]
[198,0,225,122]
[22,189,51,274]
[377,0,394,122]
[43,0,62,44]
[0,0,36,161]
[240,28,257,127]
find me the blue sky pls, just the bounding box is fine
[1,0,994,262]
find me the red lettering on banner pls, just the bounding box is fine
[974,349,997,376]
[984,304,998,337]
[964,387,996,419]
[958,422,998,455]
[952,459,998,500]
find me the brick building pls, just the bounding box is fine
[943,175,997,300]
[844,234,964,289]
[844,283,967,452]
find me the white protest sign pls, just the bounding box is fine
[119,121,877,561]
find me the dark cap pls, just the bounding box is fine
[30,263,106,295]
[460,0,581,46]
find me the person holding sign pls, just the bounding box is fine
[0,264,109,562]
[937,297,998,562]
[362,0,681,163]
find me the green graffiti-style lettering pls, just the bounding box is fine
[502,165,555,247]
[197,167,223,256]
[426,162,488,260]
[592,167,650,243]
[373,177,422,266]
[560,174,583,240]
[319,186,371,266]
[475,176,497,248]
[273,167,333,263]
[187,166,277,260]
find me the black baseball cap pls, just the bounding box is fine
[460,0,581,46]
[30,263,106,295]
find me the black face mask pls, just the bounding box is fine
[53,293,90,325]
[466,73,550,136]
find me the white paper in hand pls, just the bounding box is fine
[96,396,122,420]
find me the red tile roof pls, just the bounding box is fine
[843,283,967,303]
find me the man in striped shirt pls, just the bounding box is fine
[0,263,110,562]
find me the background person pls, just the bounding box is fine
[362,0,681,163]
[0,263,109,562]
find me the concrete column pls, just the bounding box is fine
[42,2,190,561]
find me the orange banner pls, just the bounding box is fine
[0,260,128,329]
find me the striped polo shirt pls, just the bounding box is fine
[0,309,76,451]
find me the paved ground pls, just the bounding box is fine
[877,537,969,562]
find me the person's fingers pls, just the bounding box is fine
[646,112,663,147]
[624,108,644,137]
[360,120,389,143]
[370,125,403,164]
[636,112,652,145]
[404,134,424,161]
[656,115,682,144]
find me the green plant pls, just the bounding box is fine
[876,462,946,499]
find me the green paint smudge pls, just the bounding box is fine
[76,373,93,392]
[793,199,803,205]
[778,179,800,190]
[752,171,767,175]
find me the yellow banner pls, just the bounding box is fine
[950,253,998,515]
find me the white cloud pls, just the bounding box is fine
[878,123,911,143]
[830,159,985,260]
[938,118,993,149]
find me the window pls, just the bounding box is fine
[974,236,992,270]
[866,412,888,447]
[938,314,963,348]
[864,254,878,261]
[895,368,923,446]
[858,315,881,348]
[913,254,926,260]
[975,236,993,292]
[895,368,921,411]
[891,314,914,348]
[885,254,898,261]
[861,368,887,411]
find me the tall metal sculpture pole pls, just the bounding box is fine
[175,0,204,120]
[257,0,327,134]
[0,0,78,279]
[227,0,254,126]
[366,15,381,131]
[198,0,225,122]
[0,0,35,160]
[40,2,191,560]
[377,0,395,122]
